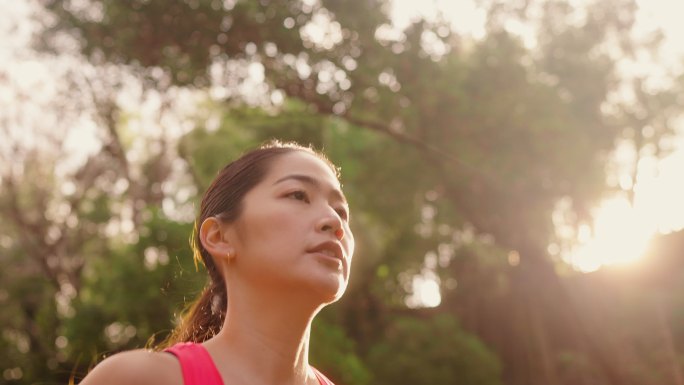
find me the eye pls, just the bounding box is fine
[335,207,349,221]
[287,190,310,203]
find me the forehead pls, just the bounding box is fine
[265,151,341,187]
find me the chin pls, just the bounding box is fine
[309,275,348,304]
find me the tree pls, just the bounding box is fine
[7,0,681,383]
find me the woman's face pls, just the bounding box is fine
[228,151,354,303]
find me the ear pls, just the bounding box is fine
[199,217,235,265]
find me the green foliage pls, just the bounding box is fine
[63,208,202,364]
[0,0,680,384]
[311,316,371,385]
[367,314,502,385]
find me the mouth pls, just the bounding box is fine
[307,241,344,265]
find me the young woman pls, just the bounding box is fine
[80,141,354,385]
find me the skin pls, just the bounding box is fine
[79,151,354,385]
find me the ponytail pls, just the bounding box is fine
[158,221,227,348]
[163,279,227,345]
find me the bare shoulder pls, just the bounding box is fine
[78,349,183,385]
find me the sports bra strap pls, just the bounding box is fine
[165,342,224,385]
[165,342,336,385]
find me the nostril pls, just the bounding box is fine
[321,223,343,239]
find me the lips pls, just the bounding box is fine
[308,241,344,262]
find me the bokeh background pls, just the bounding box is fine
[2,0,684,384]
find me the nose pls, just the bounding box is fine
[318,207,345,240]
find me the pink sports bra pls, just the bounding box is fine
[165,342,335,385]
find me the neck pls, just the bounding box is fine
[205,284,323,385]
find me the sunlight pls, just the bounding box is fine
[406,273,442,308]
[390,0,485,38]
[635,0,684,72]
[633,149,684,234]
[567,146,684,272]
[568,197,654,272]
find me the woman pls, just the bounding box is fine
[80,141,354,385]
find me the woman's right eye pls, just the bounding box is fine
[287,190,309,202]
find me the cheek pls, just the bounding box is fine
[343,225,355,256]
[240,203,305,252]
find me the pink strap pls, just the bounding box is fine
[165,342,224,385]
[165,342,336,385]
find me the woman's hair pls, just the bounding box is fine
[161,140,338,346]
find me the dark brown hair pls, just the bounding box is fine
[162,140,338,346]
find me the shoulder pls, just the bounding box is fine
[78,349,183,385]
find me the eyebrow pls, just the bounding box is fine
[274,174,348,204]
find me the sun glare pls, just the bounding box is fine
[567,148,684,272]
[633,150,684,234]
[568,197,654,272]
[406,272,442,308]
